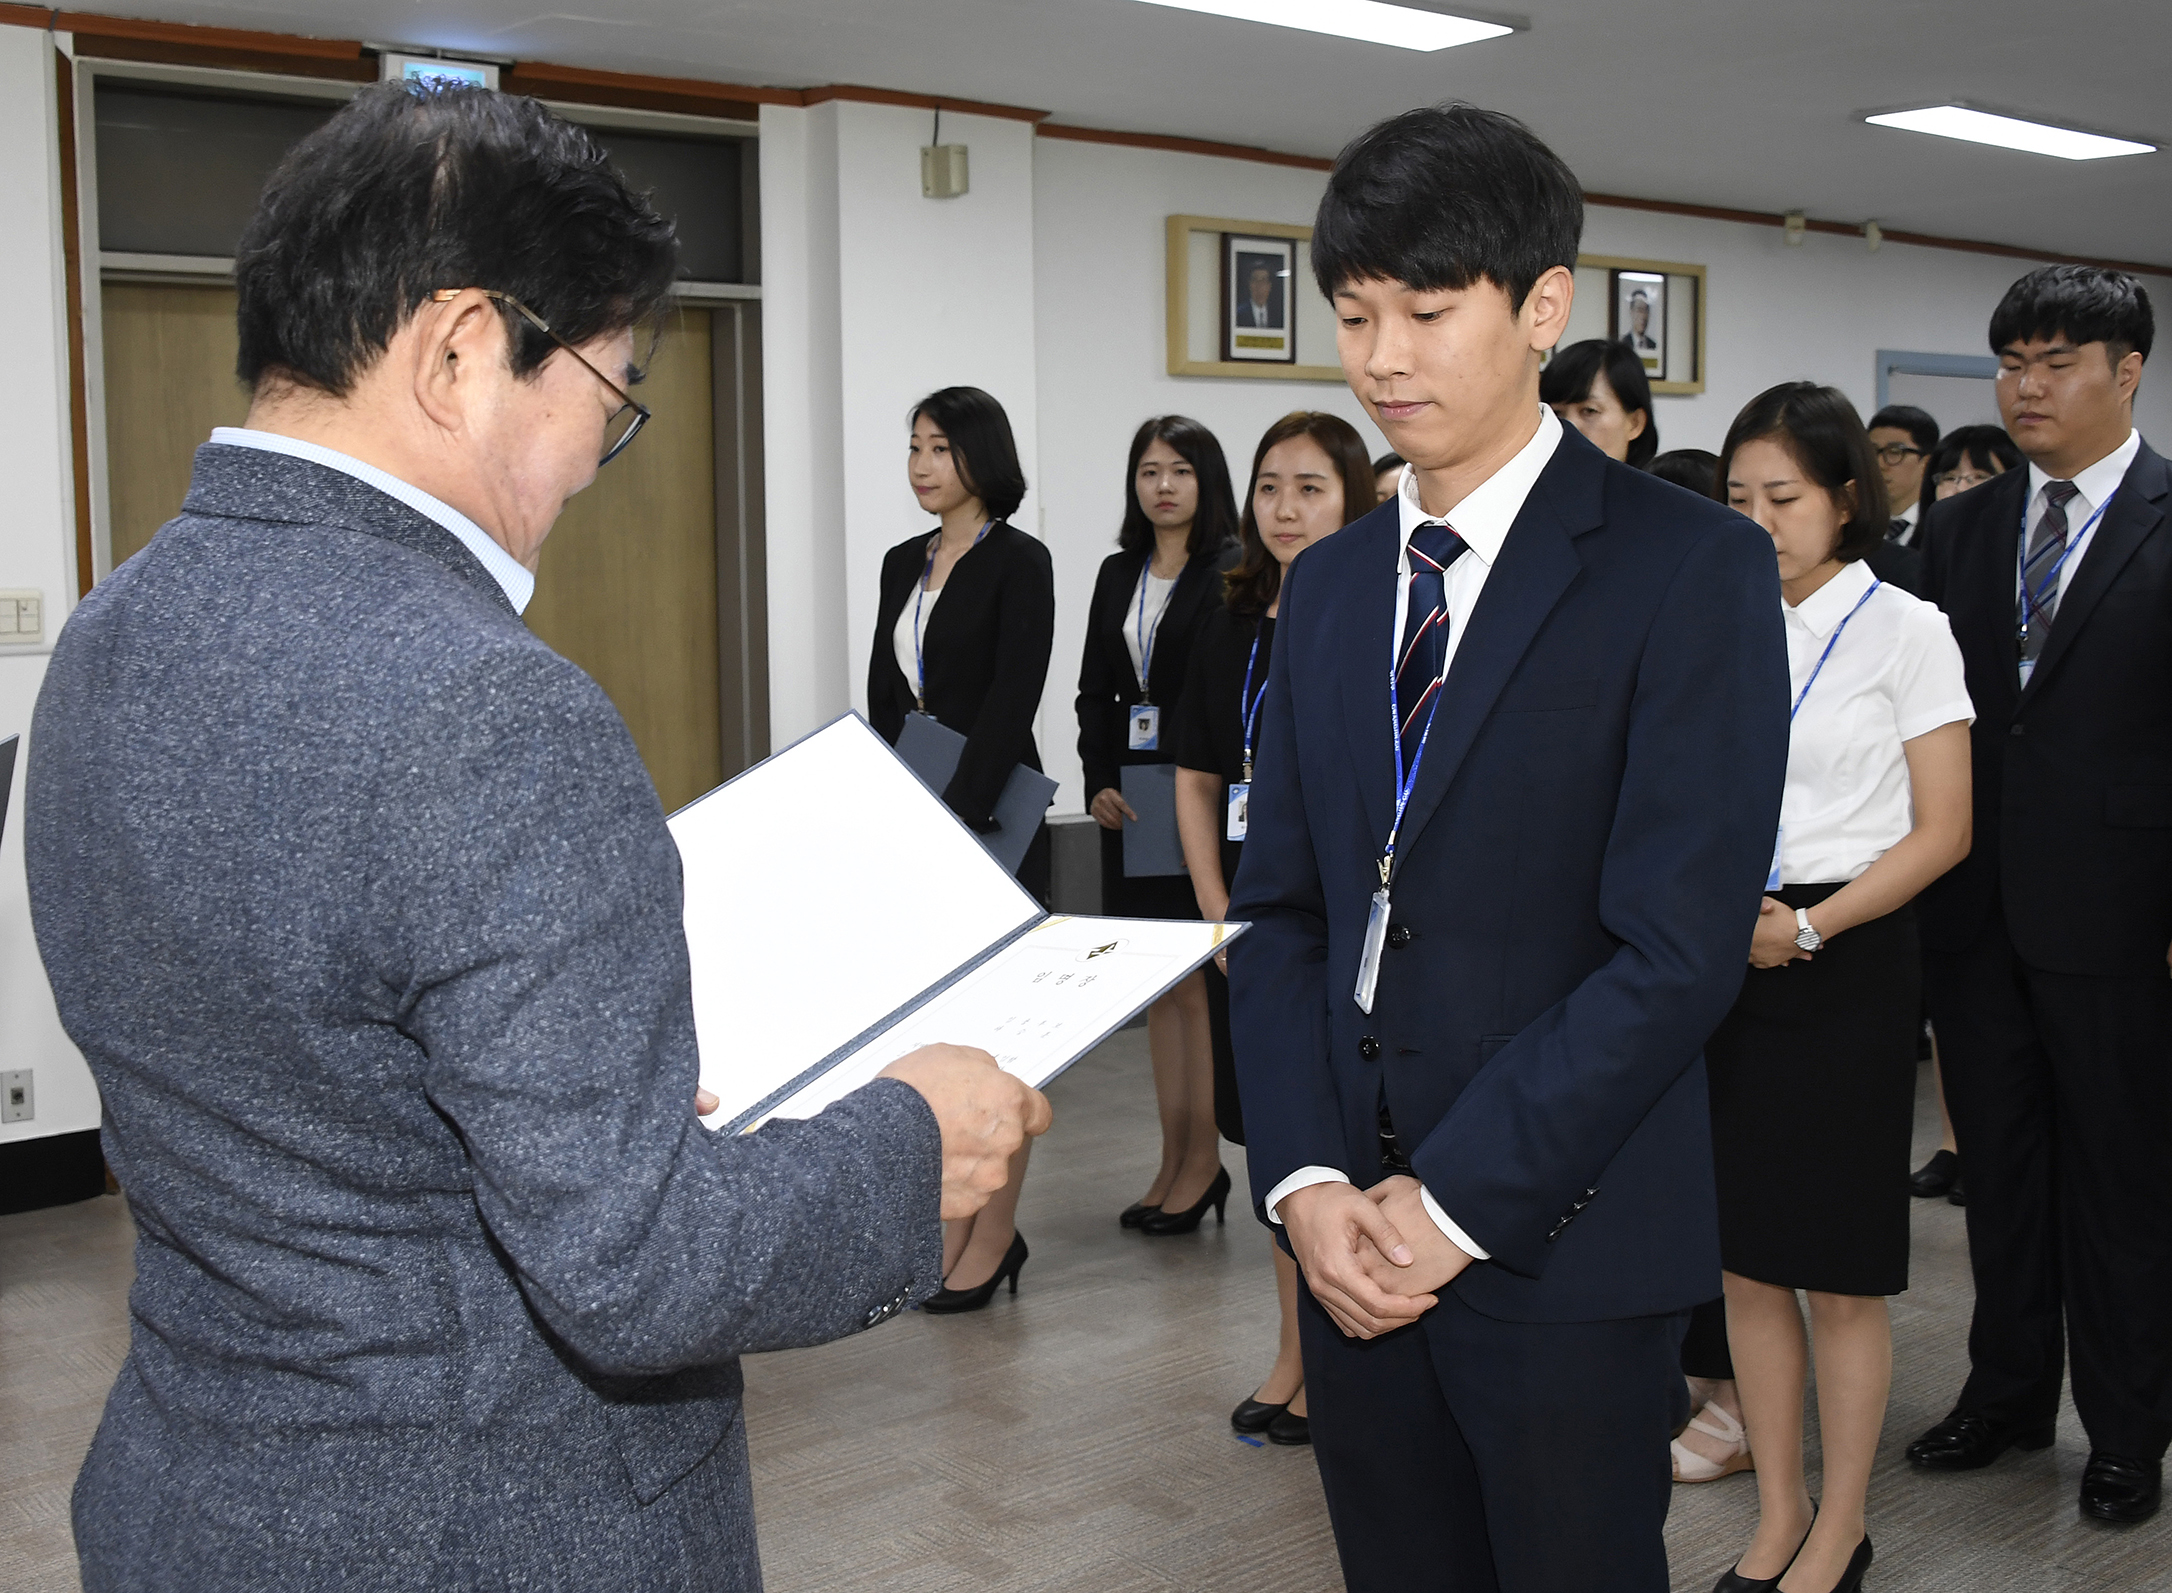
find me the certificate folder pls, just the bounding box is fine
[1119,762,1187,877]
[892,711,1058,877]
[669,714,1242,1134]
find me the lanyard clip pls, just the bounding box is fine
[1377,855,1392,887]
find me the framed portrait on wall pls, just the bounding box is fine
[1571,254,1706,393]
[1611,270,1666,374]
[1222,234,1296,363]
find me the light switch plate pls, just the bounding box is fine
[1,1070,31,1124]
[0,590,43,645]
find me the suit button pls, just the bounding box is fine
[1359,1036,1381,1060]
[2009,723,2025,737]
[1386,924,1413,949]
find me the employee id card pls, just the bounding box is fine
[1127,704,1161,750]
[1767,827,1784,892]
[1225,781,1249,841]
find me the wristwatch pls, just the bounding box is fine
[1794,907,1824,952]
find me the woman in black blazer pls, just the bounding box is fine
[1076,415,1239,1236]
[1174,410,1376,1444]
[867,385,1053,1311]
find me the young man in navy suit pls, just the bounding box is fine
[1227,106,1789,1591]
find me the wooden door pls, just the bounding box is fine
[97,285,732,811]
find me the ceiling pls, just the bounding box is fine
[66,0,2172,270]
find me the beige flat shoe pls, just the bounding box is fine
[1671,1400,1754,1483]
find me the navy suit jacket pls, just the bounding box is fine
[1228,428,1789,1324]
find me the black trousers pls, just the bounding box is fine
[1923,904,2172,1460]
[1298,1276,1688,1593]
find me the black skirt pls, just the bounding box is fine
[1706,882,1918,1297]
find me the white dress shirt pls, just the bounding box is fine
[1890,499,1919,544]
[1776,560,1974,885]
[209,427,536,615]
[893,581,941,698]
[1127,568,1179,690]
[2019,428,2141,608]
[1263,406,1566,1263]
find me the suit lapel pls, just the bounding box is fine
[1333,507,1402,853]
[2020,444,2170,707]
[1388,442,1597,874]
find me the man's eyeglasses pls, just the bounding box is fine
[431,289,650,465]
[1872,443,1927,467]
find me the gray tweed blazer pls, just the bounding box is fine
[27,445,945,1592]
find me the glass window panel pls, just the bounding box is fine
[591,129,745,284]
[95,85,339,258]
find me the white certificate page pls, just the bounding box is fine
[747,915,1243,1129]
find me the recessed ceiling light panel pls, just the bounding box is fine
[1865,105,2154,162]
[1129,0,1514,53]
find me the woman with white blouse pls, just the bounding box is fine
[1703,384,1974,1593]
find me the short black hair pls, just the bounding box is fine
[1867,404,1940,455]
[1917,424,2023,521]
[910,387,1028,522]
[1372,452,1406,475]
[1118,416,1240,560]
[1989,264,2154,366]
[1540,339,1659,467]
[1311,103,1583,312]
[1717,382,1889,564]
[236,82,677,395]
[1646,448,1718,498]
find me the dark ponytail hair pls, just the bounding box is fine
[1716,382,1888,563]
[1118,415,1240,560]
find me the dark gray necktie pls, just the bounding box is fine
[2019,479,2081,669]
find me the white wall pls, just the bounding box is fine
[0,25,98,1146]
[761,100,1040,750]
[1031,137,1385,813]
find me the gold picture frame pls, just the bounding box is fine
[1165,214,1345,382]
[1569,253,1708,395]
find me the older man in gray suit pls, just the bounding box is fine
[27,84,1047,1592]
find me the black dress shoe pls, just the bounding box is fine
[1906,1410,2055,1470]
[1266,1409,1311,1446]
[1230,1394,1288,1434]
[1710,1511,1812,1592]
[921,1231,1027,1314]
[1140,1167,1231,1235]
[1909,1148,1959,1197]
[1119,1201,1160,1230]
[1947,1174,1966,1207]
[2081,1451,2162,1523]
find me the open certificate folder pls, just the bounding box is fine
[669,714,1244,1133]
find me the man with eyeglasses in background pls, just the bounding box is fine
[1870,403,1941,545]
[26,82,1045,1593]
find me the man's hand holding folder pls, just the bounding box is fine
[882,1045,1053,1218]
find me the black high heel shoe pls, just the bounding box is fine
[1810,1537,1871,1593]
[1231,1391,1290,1433]
[921,1231,1028,1314]
[1119,1201,1161,1230]
[1711,1508,1814,1593]
[1140,1167,1231,1235]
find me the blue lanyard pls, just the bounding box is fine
[913,522,989,710]
[1790,577,1881,722]
[1381,631,1447,889]
[1238,626,1268,781]
[2017,489,2116,632]
[1134,559,1179,702]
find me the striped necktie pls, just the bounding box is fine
[2019,479,2080,670]
[1396,523,1470,759]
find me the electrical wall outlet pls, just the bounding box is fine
[1,1070,31,1124]
[0,590,42,645]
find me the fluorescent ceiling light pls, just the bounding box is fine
[1129,0,1513,53]
[1865,105,2154,162]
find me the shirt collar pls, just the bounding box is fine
[1396,405,1563,567]
[2026,428,2140,519]
[1785,557,1878,639]
[208,427,535,614]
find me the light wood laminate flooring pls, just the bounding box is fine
[3,1037,2165,1591]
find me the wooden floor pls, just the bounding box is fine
[3,1038,2166,1592]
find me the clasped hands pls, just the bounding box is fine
[1280,1175,1475,1340]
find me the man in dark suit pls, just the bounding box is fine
[1237,261,1285,328]
[1228,106,1788,1592]
[27,85,1045,1592]
[1909,265,2168,1525]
